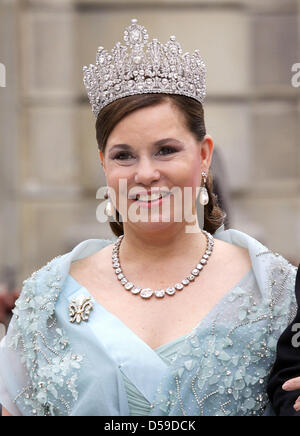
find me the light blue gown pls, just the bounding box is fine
[0,225,298,416]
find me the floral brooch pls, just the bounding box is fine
[69,295,93,324]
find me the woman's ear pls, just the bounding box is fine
[200,134,214,170]
[99,150,105,170]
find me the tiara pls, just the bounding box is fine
[83,18,206,118]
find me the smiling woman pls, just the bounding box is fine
[0,18,299,417]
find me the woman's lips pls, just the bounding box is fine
[130,192,171,208]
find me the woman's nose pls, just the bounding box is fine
[134,157,160,185]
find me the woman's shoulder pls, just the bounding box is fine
[215,226,297,270]
[14,238,115,316]
[215,226,298,301]
[69,238,114,277]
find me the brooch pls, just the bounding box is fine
[69,295,93,324]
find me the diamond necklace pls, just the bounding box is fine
[111,230,214,299]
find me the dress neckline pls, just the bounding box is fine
[64,224,258,352]
[66,267,253,352]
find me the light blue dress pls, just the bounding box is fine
[0,225,298,416]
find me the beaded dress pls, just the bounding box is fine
[0,225,298,416]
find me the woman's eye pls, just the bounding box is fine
[113,152,133,160]
[157,146,178,156]
[113,146,178,161]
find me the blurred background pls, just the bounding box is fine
[0,0,300,335]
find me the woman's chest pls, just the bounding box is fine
[69,264,253,350]
[68,238,255,348]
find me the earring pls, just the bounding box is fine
[104,188,115,217]
[199,171,209,205]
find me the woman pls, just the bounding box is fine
[0,18,298,416]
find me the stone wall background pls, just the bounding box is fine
[0,0,299,286]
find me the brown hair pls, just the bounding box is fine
[95,93,226,236]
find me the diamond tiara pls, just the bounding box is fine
[83,18,207,118]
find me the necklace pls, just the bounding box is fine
[111,230,214,299]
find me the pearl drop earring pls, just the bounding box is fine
[104,188,115,217]
[199,171,209,205]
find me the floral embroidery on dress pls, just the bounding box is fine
[151,251,298,416]
[3,234,298,416]
[8,256,84,416]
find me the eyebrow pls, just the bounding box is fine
[108,138,184,153]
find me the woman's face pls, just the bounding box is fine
[100,100,213,233]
